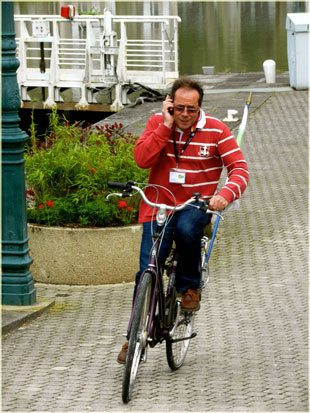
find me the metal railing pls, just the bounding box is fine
[14,10,181,111]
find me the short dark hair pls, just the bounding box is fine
[170,77,204,106]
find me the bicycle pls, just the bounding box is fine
[107,181,223,403]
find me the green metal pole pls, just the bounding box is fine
[1,1,36,305]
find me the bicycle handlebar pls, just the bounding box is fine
[107,180,136,191]
[107,181,223,219]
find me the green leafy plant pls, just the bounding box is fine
[25,110,149,227]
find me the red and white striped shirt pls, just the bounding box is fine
[134,109,249,223]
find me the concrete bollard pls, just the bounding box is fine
[263,59,276,83]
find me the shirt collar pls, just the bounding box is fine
[196,108,206,129]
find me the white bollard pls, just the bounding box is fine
[202,66,215,75]
[223,109,238,122]
[263,59,276,84]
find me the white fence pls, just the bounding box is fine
[14,10,181,110]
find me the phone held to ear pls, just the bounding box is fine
[168,107,174,116]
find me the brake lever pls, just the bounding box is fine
[106,193,122,200]
[106,191,132,200]
[209,210,224,220]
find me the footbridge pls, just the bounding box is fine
[14,9,181,111]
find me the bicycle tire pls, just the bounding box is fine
[122,271,153,403]
[166,292,195,370]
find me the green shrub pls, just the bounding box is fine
[25,110,149,227]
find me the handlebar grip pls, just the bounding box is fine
[107,180,135,190]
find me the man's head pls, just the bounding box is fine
[170,77,204,131]
[171,78,204,106]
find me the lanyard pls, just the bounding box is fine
[173,128,198,166]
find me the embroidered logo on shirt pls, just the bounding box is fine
[198,145,210,157]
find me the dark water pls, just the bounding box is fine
[177,1,305,74]
[14,1,305,75]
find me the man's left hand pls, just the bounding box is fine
[209,195,228,211]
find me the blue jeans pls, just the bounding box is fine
[133,203,211,299]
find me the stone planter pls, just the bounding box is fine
[27,224,142,285]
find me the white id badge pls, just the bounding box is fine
[169,170,186,184]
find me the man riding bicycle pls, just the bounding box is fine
[117,77,248,363]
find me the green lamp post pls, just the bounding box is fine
[1,1,36,305]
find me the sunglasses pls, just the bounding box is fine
[173,105,199,114]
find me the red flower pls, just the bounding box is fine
[38,204,44,209]
[26,190,35,195]
[118,200,127,209]
[88,166,98,173]
[126,206,132,211]
[47,200,54,207]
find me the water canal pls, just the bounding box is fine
[14,1,306,74]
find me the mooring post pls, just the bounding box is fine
[1,1,36,305]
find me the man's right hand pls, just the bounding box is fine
[162,95,174,129]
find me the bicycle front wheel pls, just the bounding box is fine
[166,296,195,370]
[122,271,153,403]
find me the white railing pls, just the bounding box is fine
[14,10,181,111]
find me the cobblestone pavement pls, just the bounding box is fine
[2,90,308,412]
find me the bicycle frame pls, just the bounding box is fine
[205,212,222,264]
[199,212,222,294]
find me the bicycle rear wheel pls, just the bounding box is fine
[166,294,195,370]
[122,271,152,403]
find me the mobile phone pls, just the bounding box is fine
[168,107,174,116]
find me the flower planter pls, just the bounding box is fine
[27,224,142,285]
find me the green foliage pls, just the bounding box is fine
[76,5,101,15]
[25,110,149,227]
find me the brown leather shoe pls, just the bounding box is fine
[117,342,128,364]
[181,288,200,311]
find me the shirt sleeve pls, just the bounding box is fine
[134,115,173,169]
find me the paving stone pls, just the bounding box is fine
[2,88,308,412]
